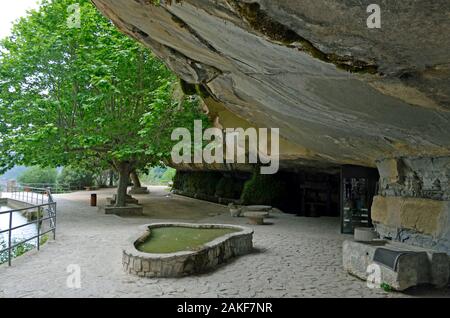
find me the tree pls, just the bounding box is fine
[0,0,207,206]
[17,167,57,186]
[57,166,94,189]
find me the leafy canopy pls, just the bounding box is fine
[0,0,207,175]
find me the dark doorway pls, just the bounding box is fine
[297,171,340,217]
[340,165,379,234]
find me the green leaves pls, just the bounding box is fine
[0,0,207,174]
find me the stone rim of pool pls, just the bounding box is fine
[123,223,254,277]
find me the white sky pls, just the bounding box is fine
[0,1,41,39]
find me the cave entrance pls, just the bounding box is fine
[340,165,379,234]
[171,165,379,231]
[294,170,341,217]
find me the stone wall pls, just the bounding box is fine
[373,157,450,253]
[123,223,254,278]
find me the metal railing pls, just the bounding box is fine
[0,187,56,266]
[19,183,81,194]
[8,186,50,205]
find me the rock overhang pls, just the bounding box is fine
[92,0,450,168]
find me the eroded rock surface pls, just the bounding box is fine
[92,0,450,252]
[92,0,450,168]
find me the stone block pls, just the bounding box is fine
[142,260,150,272]
[133,258,142,272]
[343,240,449,291]
[99,204,144,216]
[377,158,400,184]
[354,227,378,242]
[128,187,149,195]
[372,196,449,237]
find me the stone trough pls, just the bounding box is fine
[123,223,254,278]
[343,240,450,291]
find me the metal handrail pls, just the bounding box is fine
[0,202,55,214]
[7,186,50,205]
[0,187,56,266]
[19,183,85,193]
[0,211,55,234]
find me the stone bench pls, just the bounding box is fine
[128,187,149,195]
[106,194,139,205]
[244,205,272,212]
[98,204,143,216]
[343,240,450,291]
[243,212,269,225]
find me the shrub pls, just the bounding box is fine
[0,238,35,265]
[173,171,221,196]
[57,167,95,189]
[241,172,287,206]
[173,170,187,190]
[215,176,245,199]
[17,166,57,185]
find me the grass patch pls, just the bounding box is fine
[380,282,393,292]
[136,226,240,254]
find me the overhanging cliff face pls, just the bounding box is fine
[93,1,450,250]
[92,0,450,168]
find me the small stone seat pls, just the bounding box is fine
[107,194,139,205]
[243,212,269,225]
[128,187,149,195]
[244,205,272,212]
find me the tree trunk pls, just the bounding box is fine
[130,171,142,188]
[109,170,115,187]
[115,162,132,207]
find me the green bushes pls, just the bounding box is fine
[240,172,288,206]
[174,171,222,196]
[173,170,292,208]
[57,167,95,189]
[216,176,245,199]
[17,166,57,185]
[173,171,246,200]
[0,238,35,265]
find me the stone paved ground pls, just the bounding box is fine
[0,187,448,298]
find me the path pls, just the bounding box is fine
[0,187,448,298]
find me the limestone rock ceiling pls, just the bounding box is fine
[92,0,450,167]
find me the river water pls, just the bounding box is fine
[0,205,38,248]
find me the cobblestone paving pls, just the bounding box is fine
[0,187,448,298]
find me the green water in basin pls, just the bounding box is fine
[136,226,240,254]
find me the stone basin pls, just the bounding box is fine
[123,223,254,278]
[244,205,273,212]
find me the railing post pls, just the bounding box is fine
[37,207,41,251]
[53,203,57,240]
[1,187,57,265]
[8,210,12,266]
